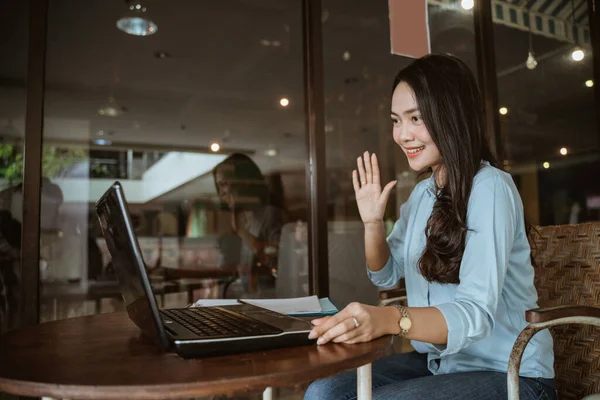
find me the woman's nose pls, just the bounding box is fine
[394,125,413,143]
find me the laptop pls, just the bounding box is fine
[95,181,315,358]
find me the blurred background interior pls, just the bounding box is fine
[0,0,597,334]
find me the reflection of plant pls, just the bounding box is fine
[0,143,87,184]
[91,163,110,177]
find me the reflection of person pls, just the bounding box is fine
[305,55,556,400]
[213,153,285,295]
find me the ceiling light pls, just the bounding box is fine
[265,148,278,157]
[97,130,105,136]
[542,161,550,169]
[279,98,290,107]
[526,52,537,70]
[461,0,474,10]
[116,1,157,37]
[154,51,170,59]
[499,107,508,115]
[93,139,112,146]
[559,147,568,156]
[586,79,594,88]
[343,51,351,61]
[571,49,585,62]
[210,143,220,152]
[98,97,125,117]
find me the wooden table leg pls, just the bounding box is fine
[357,363,372,400]
[263,386,273,400]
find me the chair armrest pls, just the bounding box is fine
[379,288,406,301]
[507,307,600,400]
[379,288,407,306]
[526,305,600,323]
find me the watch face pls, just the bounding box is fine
[400,317,412,331]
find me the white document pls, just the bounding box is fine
[240,295,322,315]
[191,299,240,307]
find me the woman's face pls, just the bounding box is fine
[391,81,443,174]
[215,167,234,204]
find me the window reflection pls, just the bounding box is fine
[39,0,307,323]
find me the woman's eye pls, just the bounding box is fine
[391,118,400,125]
[412,115,422,123]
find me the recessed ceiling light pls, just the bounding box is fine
[116,1,157,37]
[542,161,550,169]
[279,98,290,107]
[343,51,351,61]
[461,0,474,10]
[559,147,568,156]
[585,79,594,88]
[98,130,105,136]
[210,143,220,152]
[265,148,278,157]
[571,49,585,62]
[154,51,170,59]
[499,107,508,115]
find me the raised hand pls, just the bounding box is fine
[352,152,397,225]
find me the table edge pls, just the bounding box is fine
[0,336,393,399]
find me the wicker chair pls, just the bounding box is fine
[508,222,600,400]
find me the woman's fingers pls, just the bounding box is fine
[379,180,398,207]
[311,316,331,326]
[352,170,360,192]
[371,153,380,186]
[363,151,372,184]
[336,333,369,344]
[332,329,366,344]
[357,156,367,187]
[316,317,359,345]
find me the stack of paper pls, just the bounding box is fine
[191,295,338,316]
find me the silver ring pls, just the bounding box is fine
[352,317,360,329]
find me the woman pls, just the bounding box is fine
[304,54,556,399]
[213,153,285,296]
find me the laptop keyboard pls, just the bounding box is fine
[161,307,283,338]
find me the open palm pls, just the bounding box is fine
[353,152,397,224]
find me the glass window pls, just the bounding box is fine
[322,0,478,309]
[510,8,518,24]
[0,0,28,333]
[41,0,307,323]
[497,4,505,20]
[494,0,598,226]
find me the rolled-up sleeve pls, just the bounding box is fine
[367,202,409,288]
[433,175,516,357]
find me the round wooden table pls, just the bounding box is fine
[0,312,393,399]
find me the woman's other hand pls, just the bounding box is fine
[353,152,397,225]
[308,302,399,345]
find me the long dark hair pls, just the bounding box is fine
[393,54,500,284]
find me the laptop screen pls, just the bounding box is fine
[95,182,170,349]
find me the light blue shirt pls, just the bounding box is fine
[368,162,555,378]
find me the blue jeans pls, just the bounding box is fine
[304,351,557,400]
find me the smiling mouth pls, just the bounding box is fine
[405,146,425,158]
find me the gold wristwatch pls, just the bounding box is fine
[391,305,412,337]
